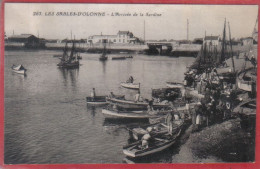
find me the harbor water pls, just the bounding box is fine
[4,50,254,164]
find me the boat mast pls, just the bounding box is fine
[220,18,226,64]
[69,41,75,61]
[228,22,235,72]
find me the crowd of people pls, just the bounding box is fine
[183,66,241,132]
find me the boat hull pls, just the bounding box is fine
[112,56,126,60]
[57,61,79,69]
[166,82,183,89]
[108,98,169,110]
[120,83,140,90]
[102,109,153,119]
[12,69,26,74]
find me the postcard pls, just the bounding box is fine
[1,2,259,169]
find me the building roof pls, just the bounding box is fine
[194,38,203,41]
[89,35,117,39]
[118,31,131,35]
[204,36,219,40]
[9,34,37,39]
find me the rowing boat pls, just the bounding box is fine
[102,109,154,119]
[102,108,172,120]
[120,82,140,90]
[123,127,182,158]
[107,98,169,110]
[112,56,126,60]
[86,95,124,106]
[11,64,27,74]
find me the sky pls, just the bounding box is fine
[4,3,258,40]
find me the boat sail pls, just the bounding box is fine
[99,40,108,61]
[190,19,235,74]
[57,41,80,68]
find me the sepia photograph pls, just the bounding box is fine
[3,2,258,165]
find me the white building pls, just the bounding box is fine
[203,36,220,46]
[242,37,254,46]
[88,31,138,44]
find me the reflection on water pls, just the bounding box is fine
[58,67,79,89]
[5,50,197,164]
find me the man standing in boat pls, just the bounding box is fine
[127,76,134,83]
[91,88,96,101]
[166,112,174,135]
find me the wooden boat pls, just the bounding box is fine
[86,95,124,105]
[11,64,27,74]
[102,108,172,120]
[166,82,183,89]
[102,109,154,119]
[86,96,108,106]
[123,127,182,158]
[120,82,140,90]
[112,56,126,60]
[57,42,80,68]
[107,98,169,110]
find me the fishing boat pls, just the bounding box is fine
[166,82,183,89]
[112,56,126,60]
[102,108,172,120]
[86,96,109,106]
[11,64,27,74]
[57,42,80,68]
[99,42,108,61]
[107,98,169,110]
[86,95,125,106]
[102,109,154,119]
[123,125,182,158]
[120,82,140,90]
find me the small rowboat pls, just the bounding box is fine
[86,95,124,106]
[123,127,182,158]
[112,56,126,60]
[86,96,108,106]
[107,98,169,110]
[11,64,27,74]
[120,82,140,90]
[166,82,183,89]
[102,109,154,119]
